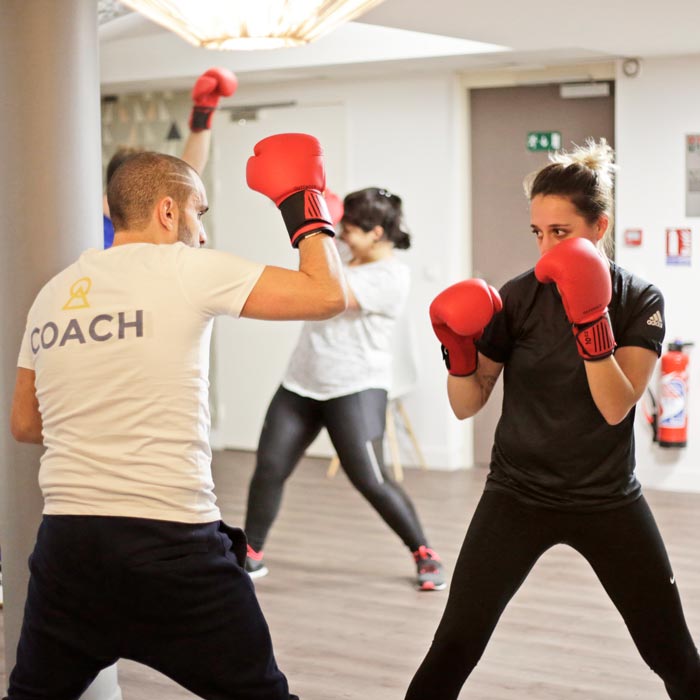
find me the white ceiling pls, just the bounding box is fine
[98,0,700,92]
[361,0,700,59]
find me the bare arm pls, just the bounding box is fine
[181,129,212,175]
[241,234,347,321]
[447,353,504,420]
[11,368,43,444]
[584,346,658,425]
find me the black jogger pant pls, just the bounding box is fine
[245,385,427,553]
[8,515,298,700]
[405,490,700,700]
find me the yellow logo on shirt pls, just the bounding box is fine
[62,277,92,310]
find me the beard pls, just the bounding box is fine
[177,221,198,247]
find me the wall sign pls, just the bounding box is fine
[527,131,561,152]
[624,228,643,246]
[666,228,692,266]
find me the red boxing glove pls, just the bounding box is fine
[534,237,615,360]
[246,133,335,247]
[324,189,344,226]
[189,67,238,132]
[429,280,503,376]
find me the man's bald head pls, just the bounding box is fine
[107,152,202,233]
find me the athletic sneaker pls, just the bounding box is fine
[244,544,269,580]
[413,545,446,591]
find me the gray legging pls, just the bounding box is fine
[405,489,700,700]
[245,385,428,553]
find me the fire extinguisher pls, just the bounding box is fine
[657,340,694,448]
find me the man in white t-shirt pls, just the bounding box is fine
[8,139,345,700]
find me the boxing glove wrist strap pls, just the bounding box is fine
[190,106,214,132]
[279,190,335,248]
[440,343,477,377]
[573,313,615,361]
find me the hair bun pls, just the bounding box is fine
[551,138,616,189]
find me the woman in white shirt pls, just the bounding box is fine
[244,187,445,591]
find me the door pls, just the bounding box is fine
[208,102,346,453]
[471,83,614,467]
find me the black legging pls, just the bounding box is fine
[245,385,428,553]
[405,489,700,699]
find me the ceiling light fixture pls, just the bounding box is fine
[120,0,387,50]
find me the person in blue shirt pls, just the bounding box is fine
[103,67,237,248]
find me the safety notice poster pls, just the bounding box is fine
[666,228,692,266]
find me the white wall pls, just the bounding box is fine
[99,57,700,485]
[208,72,473,469]
[616,55,700,491]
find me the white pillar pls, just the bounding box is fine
[0,1,120,696]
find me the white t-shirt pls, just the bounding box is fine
[282,257,410,400]
[17,243,264,523]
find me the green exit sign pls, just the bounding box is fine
[527,131,561,152]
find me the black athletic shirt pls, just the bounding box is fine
[476,262,665,510]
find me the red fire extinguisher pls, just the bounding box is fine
[657,340,694,448]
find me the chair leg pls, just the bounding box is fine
[396,399,428,469]
[327,454,341,478]
[385,403,404,482]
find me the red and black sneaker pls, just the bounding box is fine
[412,546,446,591]
[244,545,269,580]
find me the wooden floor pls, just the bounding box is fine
[2,450,700,699]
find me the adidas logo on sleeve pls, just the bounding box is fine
[646,311,663,328]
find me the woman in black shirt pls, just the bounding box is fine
[406,139,700,699]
